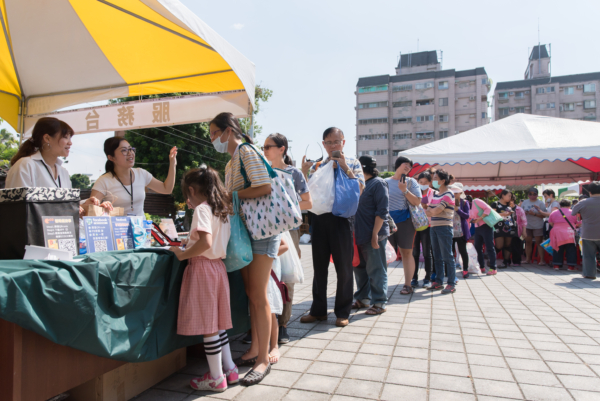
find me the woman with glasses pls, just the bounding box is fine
[521,188,547,265]
[91,137,177,216]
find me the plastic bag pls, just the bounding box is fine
[386,241,396,264]
[280,231,304,284]
[466,243,481,274]
[540,238,553,255]
[224,192,253,273]
[308,162,335,215]
[333,162,360,218]
[300,234,311,244]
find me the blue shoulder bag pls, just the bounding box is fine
[223,191,253,272]
[332,161,360,218]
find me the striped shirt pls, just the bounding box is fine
[430,190,455,227]
[225,144,271,192]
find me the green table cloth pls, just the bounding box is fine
[0,249,250,362]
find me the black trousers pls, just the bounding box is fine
[310,213,354,319]
[413,227,432,281]
[453,236,469,271]
[511,237,523,264]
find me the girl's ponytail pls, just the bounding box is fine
[103,137,126,177]
[10,117,64,165]
[10,139,37,166]
[266,133,292,165]
[210,112,253,144]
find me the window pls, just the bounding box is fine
[585,100,596,109]
[536,103,555,110]
[358,118,388,125]
[438,81,448,90]
[393,118,412,124]
[536,88,545,94]
[439,98,448,107]
[416,131,435,140]
[392,133,412,140]
[359,150,388,156]
[358,101,388,109]
[358,134,388,140]
[392,150,407,156]
[561,103,574,111]
[482,78,488,85]
[392,101,412,108]
[547,103,555,109]
[547,87,555,93]
[358,85,388,93]
[498,92,509,99]
[439,114,449,122]
[564,87,574,95]
[416,115,435,122]
[481,112,487,119]
[499,108,509,116]
[415,81,434,90]
[439,130,448,139]
[515,91,525,98]
[583,115,597,121]
[392,84,412,92]
[416,99,434,106]
[515,107,525,113]
[584,84,596,93]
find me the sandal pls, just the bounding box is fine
[240,364,271,386]
[400,285,413,295]
[351,300,368,309]
[233,354,257,367]
[365,306,387,315]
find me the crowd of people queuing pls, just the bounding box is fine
[6,115,600,393]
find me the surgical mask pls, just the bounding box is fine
[212,133,229,153]
[432,181,441,189]
[419,184,430,191]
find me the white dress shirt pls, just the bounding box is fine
[5,151,72,189]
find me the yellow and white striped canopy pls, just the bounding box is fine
[0,0,255,132]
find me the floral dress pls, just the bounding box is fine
[494,203,518,238]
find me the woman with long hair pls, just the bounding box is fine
[262,133,312,346]
[90,137,177,216]
[209,112,277,386]
[411,171,434,287]
[7,117,101,214]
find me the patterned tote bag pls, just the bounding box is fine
[238,144,302,240]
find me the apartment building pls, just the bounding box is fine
[356,51,490,171]
[494,45,599,122]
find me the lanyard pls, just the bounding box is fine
[115,170,134,212]
[39,161,61,188]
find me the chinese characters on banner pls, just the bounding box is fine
[42,216,78,257]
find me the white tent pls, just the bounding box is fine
[402,114,600,186]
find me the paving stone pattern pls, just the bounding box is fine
[133,244,600,400]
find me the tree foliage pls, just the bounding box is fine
[70,173,92,189]
[0,125,19,169]
[110,86,271,204]
[239,85,273,138]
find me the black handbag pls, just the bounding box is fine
[0,187,80,259]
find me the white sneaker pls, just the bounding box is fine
[190,372,227,392]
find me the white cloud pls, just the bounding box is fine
[232,23,244,30]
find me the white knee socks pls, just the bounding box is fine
[219,330,236,371]
[204,335,223,379]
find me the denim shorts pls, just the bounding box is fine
[251,234,282,259]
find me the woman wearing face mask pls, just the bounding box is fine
[209,112,277,386]
[386,156,422,295]
[7,117,101,215]
[90,137,177,216]
[493,190,518,269]
[262,133,313,349]
[425,169,457,293]
[450,183,471,279]
[411,171,434,287]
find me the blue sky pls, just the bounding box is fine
[2,0,598,179]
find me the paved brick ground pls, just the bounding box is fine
[134,244,600,401]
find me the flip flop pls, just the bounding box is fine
[351,300,368,309]
[365,306,387,315]
[400,285,413,295]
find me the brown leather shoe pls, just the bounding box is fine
[335,318,349,327]
[300,314,327,323]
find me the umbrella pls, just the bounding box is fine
[0,0,255,134]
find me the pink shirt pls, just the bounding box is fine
[515,206,527,238]
[549,208,577,250]
[469,199,491,227]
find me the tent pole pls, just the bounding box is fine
[18,97,24,145]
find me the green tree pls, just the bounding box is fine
[110,86,272,204]
[239,85,273,138]
[70,173,91,189]
[0,127,19,168]
[380,171,394,179]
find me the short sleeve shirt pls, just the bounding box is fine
[521,199,547,230]
[225,144,270,192]
[386,177,422,211]
[284,165,309,200]
[308,156,365,188]
[92,168,153,216]
[429,190,455,227]
[188,202,231,260]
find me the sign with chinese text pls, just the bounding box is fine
[23,91,250,139]
[111,216,134,250]
[42,216,78,257]
[84,216,114,253]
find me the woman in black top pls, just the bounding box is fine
[494,190,518,268]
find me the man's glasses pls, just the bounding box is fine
[119,147,136,155]
[528,193,537,196]
[324,140,343,146]
[261,145,281,151]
